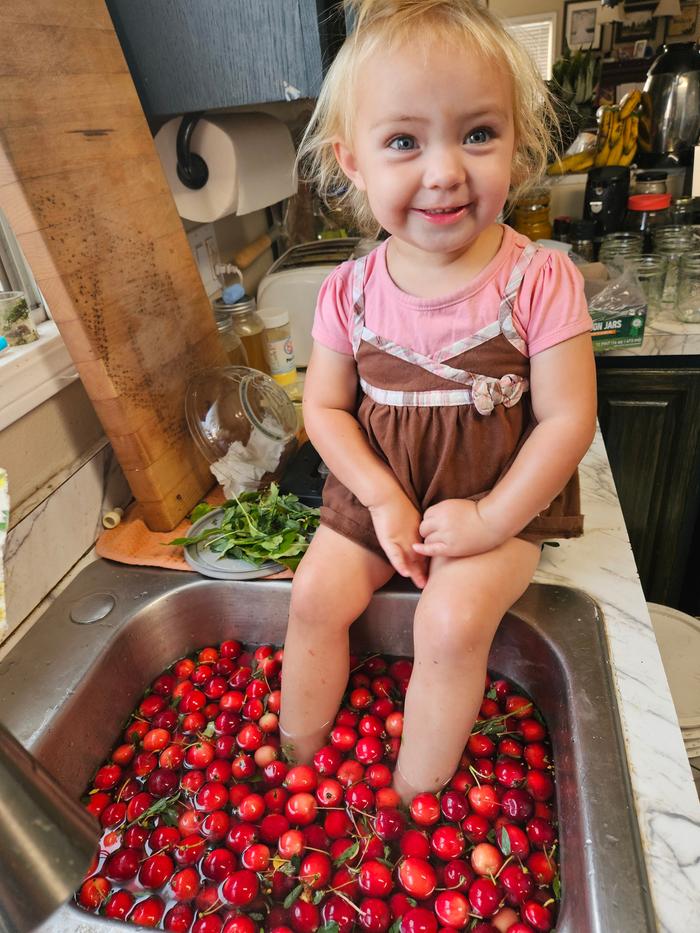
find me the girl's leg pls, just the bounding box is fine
[280,525,394,764]
[394,537,540,802]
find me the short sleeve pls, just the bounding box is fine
[513,249,592,357]
[310,263,355,356]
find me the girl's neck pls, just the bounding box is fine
[385,224,504,300]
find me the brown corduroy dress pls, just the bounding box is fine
[320,242,583,555]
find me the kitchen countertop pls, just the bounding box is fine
[537,427,700,930]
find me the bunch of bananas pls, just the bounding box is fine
[547,89,641,175]
[593,89,641,168]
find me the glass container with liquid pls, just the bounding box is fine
[213,296,269,375]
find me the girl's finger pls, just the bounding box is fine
[412,541,446,556]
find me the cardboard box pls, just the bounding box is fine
[578,262,647,352]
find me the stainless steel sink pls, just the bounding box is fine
[0,559,656,933]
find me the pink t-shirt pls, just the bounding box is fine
[312,225,591,359]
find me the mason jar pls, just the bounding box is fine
[598,231,643,274]
[653,226,698,306]
[674,253,700,324]
[625,255,668,313]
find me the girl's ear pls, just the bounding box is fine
[333,141,367,191]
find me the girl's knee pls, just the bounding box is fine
[413,601,496,661]
[289,567,355,634]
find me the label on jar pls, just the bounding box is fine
[266,335,296,376]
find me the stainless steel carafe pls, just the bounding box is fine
[639,42,700,167]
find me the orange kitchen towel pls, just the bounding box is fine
[96,488,293,578]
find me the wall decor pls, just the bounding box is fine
[614,2,658,43]
[665,2,699,38]
[563,0,602,50]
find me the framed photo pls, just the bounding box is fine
[563,1,602,50]
[633,38,648,57]
[614,3,657,44]
[665,2,699,38]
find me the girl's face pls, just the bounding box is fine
[335,37,516,261]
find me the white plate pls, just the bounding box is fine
[648,603,700,729]
[184,508,284,580]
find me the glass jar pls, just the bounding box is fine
[669,196,695,226]
[213,296,269,375]
[0,291,39,346]
[633,171,667,195]
[625,255,668,313]
[258,307,298,388]
[185,366,298,494]
[215,315,248,367]
[568,219,596,261]
[675,253,700,324]
[512,189,552,241]
[625,194,671,253]
[652,226,698,305]
[598,231,643,273]
[552,215,572,243]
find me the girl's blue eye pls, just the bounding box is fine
[388,135,416,151]
[465,127,492,145]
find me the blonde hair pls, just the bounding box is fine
[298,0,558,235]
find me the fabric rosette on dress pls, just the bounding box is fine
[472,373,526,416]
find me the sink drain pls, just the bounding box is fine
[69,592,116,624]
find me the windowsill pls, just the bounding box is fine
[0,321,78,432]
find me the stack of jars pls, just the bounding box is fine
[652,226,700,315]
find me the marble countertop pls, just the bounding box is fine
[602,301,700,357]
[537,428,700,931]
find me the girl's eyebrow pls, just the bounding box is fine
[372,107,508,130]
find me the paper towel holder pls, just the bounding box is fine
[176,112,209,190]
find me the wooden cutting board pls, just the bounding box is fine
[0,0,228,530]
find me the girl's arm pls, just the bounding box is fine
[414,333,596,556]
[304,342,428,587]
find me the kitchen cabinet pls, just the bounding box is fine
[105,0,346,117]
[596,356,700,610]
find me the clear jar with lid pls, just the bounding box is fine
[674,253,700,324]
[213,295,270,375]
[669,196,695,226]
[568,219,596,261]
[598,231,643,273]
[215,314,248,366]
[512,189,552,241]
[258,307,298,388]
[652,226,698,305]
[625,194,671,253]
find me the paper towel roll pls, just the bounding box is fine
[155,112,297,223]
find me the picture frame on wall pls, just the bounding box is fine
[614,2,658,44]
[563,0,602,50]
[665,2,699,39]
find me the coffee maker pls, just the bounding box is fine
[583,166,631,237]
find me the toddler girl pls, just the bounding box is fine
[280,0,596,803]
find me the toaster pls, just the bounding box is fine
[256,238,378,366]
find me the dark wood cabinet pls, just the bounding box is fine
[596,356,700,610]
[105,0,346,117]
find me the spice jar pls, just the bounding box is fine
[512,189,552,241]
[625,194,671,253]
[625,255,668,313]
[652,226,698,306]
[674,253,700,324]
[213,295,270,375]
[215,314,249,366]
[258,307,298,388]
[0,291,39,346]
[568,219,596,261]
[552,216,572,243]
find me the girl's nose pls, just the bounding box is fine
[423,145,466,189]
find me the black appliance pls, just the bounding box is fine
[279,441,327,508]
[583,166,631,237]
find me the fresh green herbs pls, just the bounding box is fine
[169,484,319,571]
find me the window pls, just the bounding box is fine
[0,209,48,326]
[504,13,557,82]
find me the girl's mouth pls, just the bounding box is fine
[415,205,469,225]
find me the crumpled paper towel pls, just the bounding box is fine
[209,415,286,497]
[0,469,8,639]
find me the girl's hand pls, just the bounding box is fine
[413,499,505,558]
[368,494,428,589]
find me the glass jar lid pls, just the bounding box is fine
[213,295,257,315]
